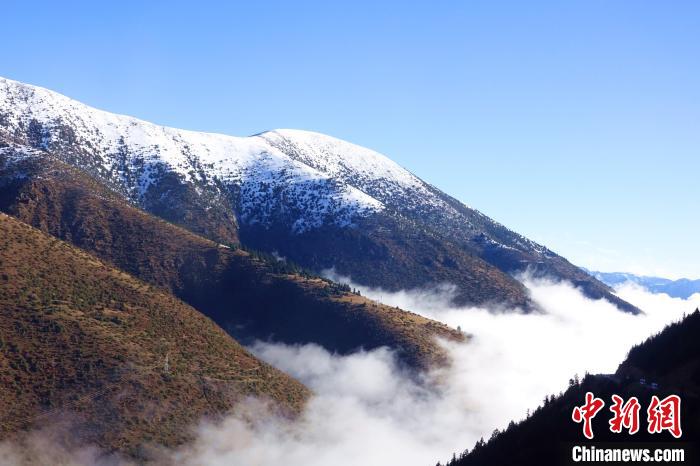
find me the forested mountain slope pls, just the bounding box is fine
[442,309,700,466]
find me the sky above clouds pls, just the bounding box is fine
[2,0,698,278]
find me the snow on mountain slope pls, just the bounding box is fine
[0,76,509,236]
[0,77,384,232]
[259,129,439,209]
[0,76,492,227]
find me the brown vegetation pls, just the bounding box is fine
[0,212,309,459]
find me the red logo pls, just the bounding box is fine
[647,395,682,438]
[609,395,641,434]
[572,392,605,439]
[572,393,682,439]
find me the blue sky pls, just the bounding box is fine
[3,1,698,278]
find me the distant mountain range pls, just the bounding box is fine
[0,76,637,313]
[586,269,700,299]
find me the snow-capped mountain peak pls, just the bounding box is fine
[0,76,394,232]
[0,76,640,312]
[0,75,546,248]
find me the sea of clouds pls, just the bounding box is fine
[3,277,699,466]
[164,276,700,466]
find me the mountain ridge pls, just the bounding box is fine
[0,76,638,313]
[0,145,463,370]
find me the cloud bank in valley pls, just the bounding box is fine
[2,277,697,465]
[162,277,700,466]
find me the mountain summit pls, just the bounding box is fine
[0,77,637,313]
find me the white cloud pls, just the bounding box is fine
[161,277,700,466]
